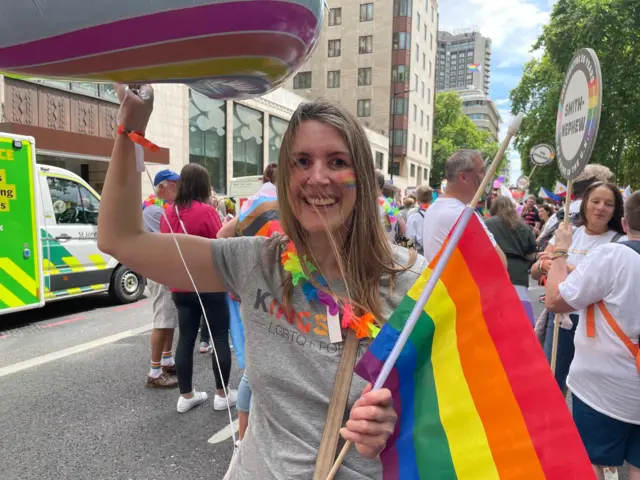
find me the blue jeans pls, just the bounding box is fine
[237,371,252,413]
[543,312,579,392]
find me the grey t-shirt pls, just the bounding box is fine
[142,204,163,233]
[211,237,426,479]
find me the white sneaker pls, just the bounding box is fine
[603,468,618,480]
[177,390,208,413]
[199,342,210,353]
[222,440,241,480]
[214,389,238,411]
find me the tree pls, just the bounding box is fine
[510,0,640,192]
[430,91,504,189]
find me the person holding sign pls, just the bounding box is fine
[544,191,640,480]
[533,182,626,391]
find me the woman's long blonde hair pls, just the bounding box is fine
[274,101,415,323]
[490,196,523,230]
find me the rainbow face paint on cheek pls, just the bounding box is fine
[338,171,357,188]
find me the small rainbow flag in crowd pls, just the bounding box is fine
[355,214,592,479]
[237,182,282,237]
[468,63,481,72]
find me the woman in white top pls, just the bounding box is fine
[98,85,421,479]
[532,182,626,391]
[545,191,640,480]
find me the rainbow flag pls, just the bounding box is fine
[237,182,283,237]
[468,63,481,72]
[355,214,592,479]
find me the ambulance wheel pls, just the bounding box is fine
[109,265,145,304]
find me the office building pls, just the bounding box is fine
[458,89,501,141]
[285,0,440,192]
[0,77,389,197]
[435,29,491,95]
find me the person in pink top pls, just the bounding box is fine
[160,164,236,413]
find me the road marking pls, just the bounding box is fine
[41,316,86,328]
[208,418,239,444]
[0,324,152,378]
[114,299,149,312]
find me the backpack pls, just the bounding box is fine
[586,240,640,373]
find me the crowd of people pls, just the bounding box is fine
[99,84,639,480]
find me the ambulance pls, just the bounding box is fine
[0,132,146,316]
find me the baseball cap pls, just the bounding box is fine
[153,169,180,186]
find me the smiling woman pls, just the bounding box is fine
[98,88,424,479]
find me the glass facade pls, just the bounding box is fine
[188,89,227,194]
[233,103,264,177]
[269,116,289,164]
[25,80,118,101]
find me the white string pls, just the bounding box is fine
[143,167,237,445]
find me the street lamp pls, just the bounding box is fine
[388,86,415,183]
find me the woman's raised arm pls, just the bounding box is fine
[97,85,226,292]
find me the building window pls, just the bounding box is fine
[392,32,411,50]
[412,134,416,151]
[413,104,417,121]
[357,99,371,117]
[392,97,408,115]
[410,163,416,177]
[423,168,428,180]
[424,25,427,41]
[429,60,432,77]
[426,115,430,130]
[293,71,312,89]
[359,35,373,54]
[425,141,429,157]
[431,33,434,50]
[428,88,431,104]
[420,110,424,126]
[329,8,342,26]
[375,151,384,170]
[269,116,289,164]
[393,0,412,17]
[27,80,117,102]
[423,53,426,70]
[391,65,409,83]
[392,129,408,147]
[417,13,421,30]
[360,3,374,22]
[328,39,341,57]
[233,103,264,178]
[415,44,419,61]
[413,73,418,90]
[358,67,372,86]
[431,5,435,21]
[327,70,341,88]
[421,81,425,98]
[188,90,227,194]
[419,138,423,154]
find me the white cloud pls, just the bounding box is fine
[495,98,511,106]
[439,0,551,62]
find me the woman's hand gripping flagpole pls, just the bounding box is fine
[325,112,524,480]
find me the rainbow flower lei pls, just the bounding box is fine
[142,193,168,210]
[280,242,380,339]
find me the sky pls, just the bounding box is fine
[438,0,557,182]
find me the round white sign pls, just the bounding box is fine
[530,144,555,166]
[516,175,530,191]
[555,48,603,180]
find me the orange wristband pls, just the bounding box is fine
[117,125,159,152]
